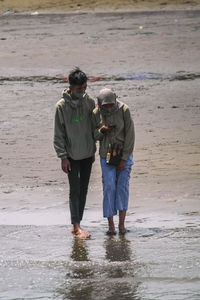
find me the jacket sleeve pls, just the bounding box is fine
[122,107,135,160]
[54,105,68,160]
[92,108,104,141]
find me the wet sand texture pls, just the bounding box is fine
[1,0,200,12]
[0,10,199,212]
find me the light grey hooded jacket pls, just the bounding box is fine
[54,89,96,160]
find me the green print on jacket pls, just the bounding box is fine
[72,115,86,123]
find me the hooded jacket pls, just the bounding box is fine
[92,100,135,160]
[54,89,96,160]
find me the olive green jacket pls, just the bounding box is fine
[54,89,96,160]
[92,102,135,160]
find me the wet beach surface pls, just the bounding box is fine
[1,0,200,12]
[0,223,200,299]
[0,9,200,299]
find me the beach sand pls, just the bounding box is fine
[0,5,200,300]
[1,0,200,12]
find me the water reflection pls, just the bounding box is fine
[55,236,141,300]
[71,238,89,262]
[105,235,132,261]
[104,236,141,299]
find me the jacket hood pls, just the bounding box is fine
[62,88,88,122]
[62,88,87,108]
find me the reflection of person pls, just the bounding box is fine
[104,236,140,299]
[57,238,92,300]
[105,236,131,262]
[92,88,135,235]
[71,238,89,262]
[54,68,96,238]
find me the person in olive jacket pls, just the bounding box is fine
[54,68,96,238]
[92,88,135,235]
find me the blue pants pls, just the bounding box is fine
[100,154,133,218]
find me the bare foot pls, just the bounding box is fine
[107,216,116,235]
[106,229,116,235]
[106,225,116,235]
[71,224,86,235]
[74,228,91,239]
[119,226,130,235]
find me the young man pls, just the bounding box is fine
[54,68,96,238]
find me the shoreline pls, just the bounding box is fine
[1,8,200,15]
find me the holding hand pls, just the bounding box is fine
[100,125,116,134]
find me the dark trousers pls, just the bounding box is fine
[68,156,93,224]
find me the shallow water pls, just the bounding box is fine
[0,218,200,300]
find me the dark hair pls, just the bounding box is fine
[68,67,88,86]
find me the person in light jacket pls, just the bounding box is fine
[54,67,96,238]
[92,88,135,235]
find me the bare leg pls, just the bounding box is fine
[72,223,91,239]
[119,210,130,234]
[106,216,116,235]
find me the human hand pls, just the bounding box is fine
[100,125,116,134]
[117,159,126,171]
[61,158,71,174]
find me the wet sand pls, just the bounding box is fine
[0,8,200,300]
[1,0,200,12]
[1,224,199,299]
